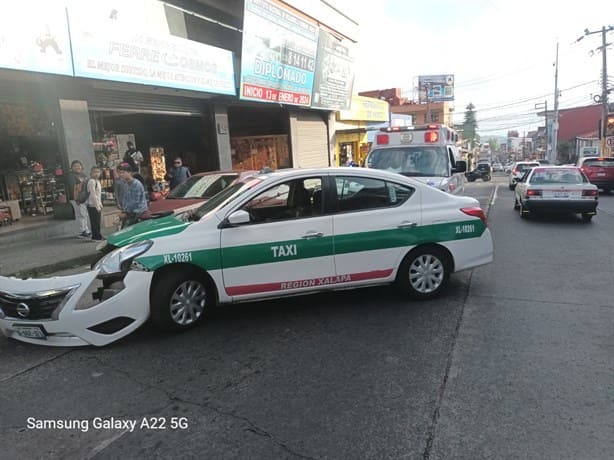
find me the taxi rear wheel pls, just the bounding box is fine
[396,246,451,300]
[150,269,213,331]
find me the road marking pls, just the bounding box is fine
[490,184,499,208]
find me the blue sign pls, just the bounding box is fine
[240,0,318,106]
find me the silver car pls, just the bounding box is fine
[513,166,598,221]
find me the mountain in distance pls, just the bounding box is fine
[480,135,507,144]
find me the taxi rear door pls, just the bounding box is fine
[331,175,421,285]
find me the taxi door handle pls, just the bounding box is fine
[301,231,324,239]
[398,221,417,229]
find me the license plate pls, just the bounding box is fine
[13,324,47,340]
[596,172,606,177]
[553,192,569,198]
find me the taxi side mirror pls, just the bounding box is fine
[225,209,251,227]
[453,160,467,173]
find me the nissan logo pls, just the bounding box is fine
[16,302,30,318]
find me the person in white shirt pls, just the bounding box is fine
[86,166,104,241]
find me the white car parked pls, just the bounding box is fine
[0,168,494,347]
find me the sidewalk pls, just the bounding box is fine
[0,206,121,278]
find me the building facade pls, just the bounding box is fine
[0,0,358,222]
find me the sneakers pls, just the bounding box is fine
[77,232,92,239]
[90,237,104,242]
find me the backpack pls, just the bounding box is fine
[76,181,90,204]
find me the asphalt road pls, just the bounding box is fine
[1,174,612,459]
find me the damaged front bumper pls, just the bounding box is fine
[0,270,153,347]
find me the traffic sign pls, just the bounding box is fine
[606,136,614,147]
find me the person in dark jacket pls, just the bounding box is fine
[165,157,191,189]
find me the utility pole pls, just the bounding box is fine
[424,83,431,124]
[552,42,559,163]
[535,100,548,160]
[578,26,613,155]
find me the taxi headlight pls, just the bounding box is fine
[93,240,153,276]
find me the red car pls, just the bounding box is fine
[149,170,258,215]
[577,157,614,193]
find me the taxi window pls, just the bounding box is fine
[242,177,322,223]
[335,176,413,212]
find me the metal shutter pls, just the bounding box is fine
[291,110,329,168]
[85,88,206,116]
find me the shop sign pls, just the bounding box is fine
[67,1,236,95]
[311,29,355,111]
[240,0,318,107]
[0,0,73,76]
[338,96,389,122]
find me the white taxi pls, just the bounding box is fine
[0,168,493,347]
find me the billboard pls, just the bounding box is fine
[311,29,355,110]
[68,0,236,95]
[240,0,318,106]
[418,74,454,102]
[0,0,73,76]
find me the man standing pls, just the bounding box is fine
[86,167,104,241]
[66,160,91,238]
[117,163,149,227]
[123,141,139,172]
[165,157,191,189]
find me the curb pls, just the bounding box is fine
[7,254,99,279]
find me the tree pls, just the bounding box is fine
[488,139,499,153]
[462,103,479,145]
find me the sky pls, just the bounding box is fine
[332,0,612,137]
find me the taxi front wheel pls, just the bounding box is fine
[150,269,213,331]
[396,246,451,300]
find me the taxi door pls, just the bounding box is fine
[220,176,335,300]
[331,175,421,285]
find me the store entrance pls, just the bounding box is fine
[89,111,215,201]
[227,106,291,171]
[0,103,65,223]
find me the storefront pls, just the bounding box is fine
[0,0,236,224]
[0,73,67,220]
[334,96,390,166]
[0,0,359,232]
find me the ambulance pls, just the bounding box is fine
[365,124,467,195]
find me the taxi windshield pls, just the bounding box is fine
[168,173,239,199]
[367,146,449,177]
[192,178,264,220]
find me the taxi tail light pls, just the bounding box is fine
[460,207,487,226]
[582,189,598,196]
[424,131,439,143]
[526,189,542,196]
[376,134,389,145]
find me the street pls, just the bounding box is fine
[1,173,613,459]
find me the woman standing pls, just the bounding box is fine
[86,166,104,241]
